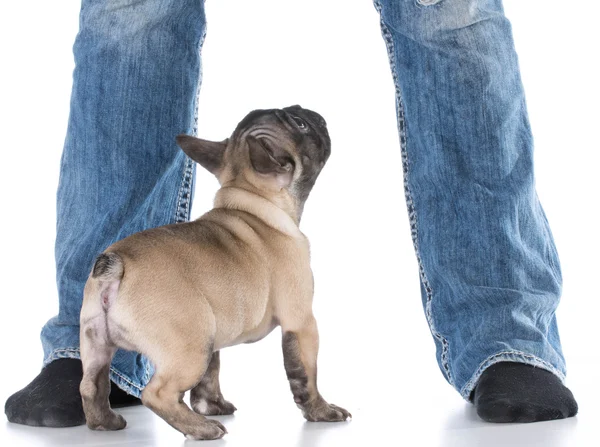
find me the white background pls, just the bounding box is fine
[0,1,599,446]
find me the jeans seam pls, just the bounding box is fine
[374,0,453,386]
[174,157,194,223]
[43,348,145,397]
[173,25,207,225]
[460,350,567,401]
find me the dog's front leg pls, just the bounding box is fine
[281,316,351,422]
[190,351,237,416]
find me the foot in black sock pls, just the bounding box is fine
[5,358,141,427]
[472,362,578,423]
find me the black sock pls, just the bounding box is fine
[5,358,141,427]
[472,362,578,423]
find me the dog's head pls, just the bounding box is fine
[177,105,331,220]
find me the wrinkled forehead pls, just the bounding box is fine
[235,106,325,134]
[233,106,331,161]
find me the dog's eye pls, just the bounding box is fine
[291,116,307,129]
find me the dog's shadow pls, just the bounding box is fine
[296,421,352,447]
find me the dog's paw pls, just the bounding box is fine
[87,412,127,431]
[302,399,351,422]
[184,418,227,440]
[192,397,237,416]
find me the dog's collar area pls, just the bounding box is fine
[213,187,302,238]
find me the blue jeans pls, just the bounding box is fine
[42,0,567,400]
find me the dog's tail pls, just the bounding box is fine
[92,252,124,281]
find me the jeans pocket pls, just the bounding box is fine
[417,0,443,6]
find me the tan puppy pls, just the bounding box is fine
[79,105,350,440]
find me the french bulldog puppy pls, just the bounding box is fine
[79,105,350,440]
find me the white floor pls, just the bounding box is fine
[0,382,593,447]
[0,403,588,447]
[0,338,597,447]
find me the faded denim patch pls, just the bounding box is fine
[417,0,443,6]
[373,0,567,396]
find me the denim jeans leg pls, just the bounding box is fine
[40,0,207,398]
[374,0,566,399]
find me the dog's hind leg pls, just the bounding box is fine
[142,346,226,440]
[191,351,237,416]
[80,327,125,430]
[79,270,126,431]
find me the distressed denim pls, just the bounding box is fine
[374,0,566,399]
[41,0,567,400]
[41,0,207,397]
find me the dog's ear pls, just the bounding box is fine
[176,134,228,175]
[247,136,294,188]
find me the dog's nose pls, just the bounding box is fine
[304,109,327,129]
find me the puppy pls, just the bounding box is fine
[79,105,350,440]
